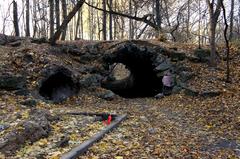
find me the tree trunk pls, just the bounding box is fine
[206,0,222,67]
[61,0,67,40]
[186,0,190,41]
[155,0,162,37]
[13,0,20,37]
[97,1,101,40]
[113,0,117,40]
[209,20,217,66]
[26,0,30,36]
[49,0,54,38]
[229,0,234,41]
[102,0,107,40]
[33,0,38,38]
[50,0,85,45]
[129,0,134,39]
[55,0,60,30]
[198,0,201,48]
[75,10,81,40]
[88,0,93,40]
[80,11,84,39]
[109,0,113,40]
[221,0,230,82]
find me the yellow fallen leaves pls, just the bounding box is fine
[70,133,79,141]
[38,138,48,146]
[115,156,123,159]
[48,151,62,159]
[51,123,61,133]
[205,124,213,130]
[21,110,29,119]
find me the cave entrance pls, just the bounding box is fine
[39,71,78,103]
[101,44,166,98]
[102,62,163,98]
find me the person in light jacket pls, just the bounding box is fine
[155,70,174,98]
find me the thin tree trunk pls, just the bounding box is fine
[55,0,60,30]
[97,1,101,40]
[129,0,133,39]
[221,0,230,82]
[229,0,234,41]
[186,0,190,41]
[155,0,161,37]
[61,0,67,40]
[109,0,113,40]
[198,0,201,48]
[49,0,54,38]
[50,0,85,45]
[80,11,83,39]
[33,0,38,38]
[26,0,30,36]
[75,10,81,39]
[88,0,93,40]
[102,0,107,40]
[113,0,117,40]
[13,0,20,36]
[121,16,124,39]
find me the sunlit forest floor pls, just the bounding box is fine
[0,40,239,158]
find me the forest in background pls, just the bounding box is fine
[0,0,239,44]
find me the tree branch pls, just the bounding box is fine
[84,1,158,30]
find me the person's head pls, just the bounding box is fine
[164,70,171,76]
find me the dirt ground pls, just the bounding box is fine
[0,40,239,158]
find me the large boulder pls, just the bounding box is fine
[0,74,27,91]
[79,74,103,88]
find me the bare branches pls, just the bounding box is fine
[84,1,158,30]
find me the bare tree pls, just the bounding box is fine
[229,0,234,41]
[13,0,20,36]
[186,0,191,40]
[49,0,54,38]
[108,0,113,40]
[32,0,38,38]
[102,0,107,40]
[206,0,222,67]
[61,0,67,40]
[155,0,162,37]
[50,0,85,45]
[129,0,134,39]
[75,10,81,39]
[26,0,30,36]
[55,0,60,30]
[198,0,202,48]
[221,0,230,82]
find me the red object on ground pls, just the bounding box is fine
[103,115,112,125]
[107,115,112,125]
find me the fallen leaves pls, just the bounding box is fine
[0,42,240,158]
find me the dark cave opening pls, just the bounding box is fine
[101,45,163,98]
[39,71,78,103]
[103,63,163,98]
